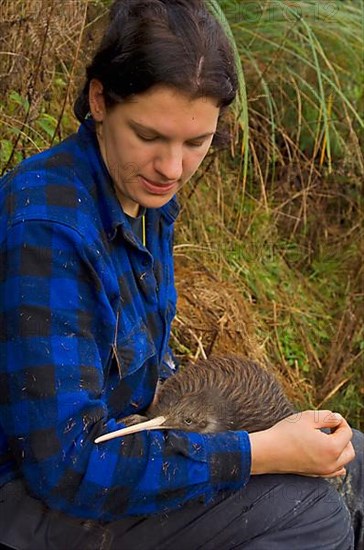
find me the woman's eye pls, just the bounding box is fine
[184,418,193,425]
[187,141,204,148]
[137,134,158,142]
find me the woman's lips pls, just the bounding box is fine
[140,176,178,195]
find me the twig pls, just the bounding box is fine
[2,1,56,174]
[50,0,89,145]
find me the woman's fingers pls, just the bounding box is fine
[329,413,353,441]
[253,410,355,477]
[322,415,355,470]
[323,467,346,478]
[300,467,346,478]
[312,412,355,474]
[334,440,356,469]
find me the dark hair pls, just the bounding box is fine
[74,0,238,122]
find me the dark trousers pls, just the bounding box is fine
[0,429,363,550]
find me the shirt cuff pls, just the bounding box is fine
[203,430,252,489]
[167,429,251,492]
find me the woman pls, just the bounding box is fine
[0,1,362,548]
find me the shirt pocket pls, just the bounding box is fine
[112,314,157,379]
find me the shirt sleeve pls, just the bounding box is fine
[0,220,251,520]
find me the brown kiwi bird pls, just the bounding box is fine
[95,355,296,443]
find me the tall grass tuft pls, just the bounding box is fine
[220,0,363,180]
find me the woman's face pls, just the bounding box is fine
[89,81,220,216]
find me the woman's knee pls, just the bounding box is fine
[229,474,354,549]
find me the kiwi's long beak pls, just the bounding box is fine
[94,416,167,444]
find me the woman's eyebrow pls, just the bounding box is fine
[128,120,215,140]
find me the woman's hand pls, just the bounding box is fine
[249,410,355,478]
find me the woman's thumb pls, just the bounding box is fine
[306,410,344,429]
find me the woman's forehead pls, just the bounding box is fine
[112,85,220,138]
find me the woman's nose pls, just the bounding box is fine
[154,145,183,182]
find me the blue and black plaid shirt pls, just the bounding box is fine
[0,119,251,520]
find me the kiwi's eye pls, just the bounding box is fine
[184,418,193,426]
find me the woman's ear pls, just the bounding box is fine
[89,79,106,122]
